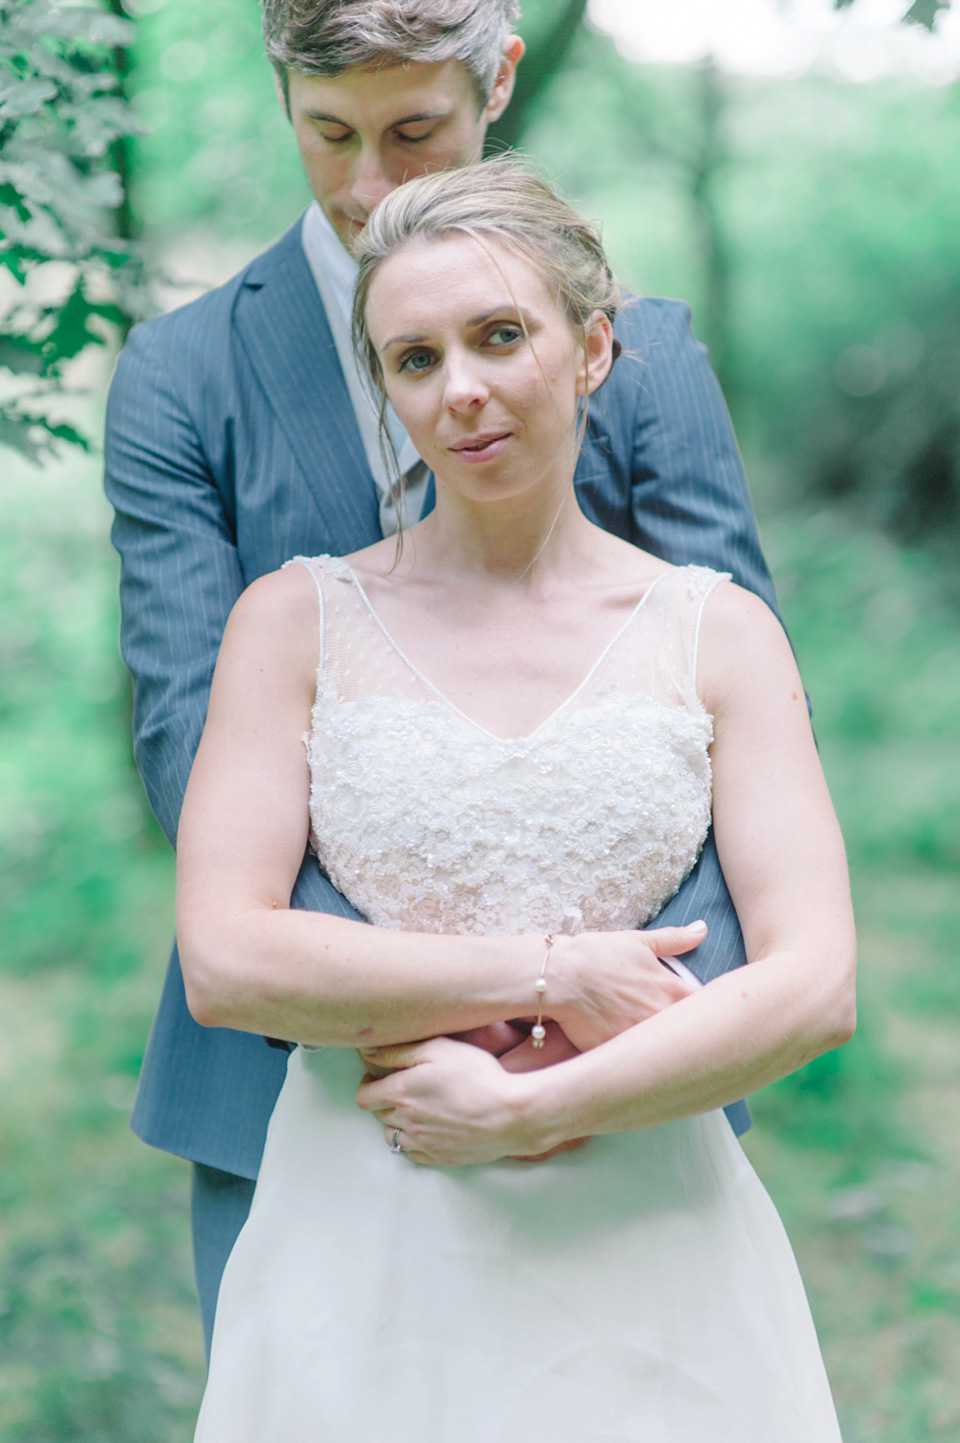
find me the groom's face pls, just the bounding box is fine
[281,43,523,247]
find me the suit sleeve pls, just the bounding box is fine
[595,298,781,615]
[104,315,365,944]
[104,318,244,849]
[598,303,786,1132]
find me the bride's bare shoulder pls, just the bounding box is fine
[696,579,799,709]
[225,561,325,644]
[699,577,783,640]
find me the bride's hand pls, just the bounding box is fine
[548,923,706,1053]
[355,1036,543,1167]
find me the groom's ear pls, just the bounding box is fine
[482,35,525,126]
[577,312,616,398]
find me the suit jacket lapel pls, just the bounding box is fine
[234,220,381,554]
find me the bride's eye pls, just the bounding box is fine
[487,324,524,348]
[397,348,436,375]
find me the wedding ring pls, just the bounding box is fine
[389,1127,404,1154]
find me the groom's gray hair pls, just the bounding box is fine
[262,1,521,106]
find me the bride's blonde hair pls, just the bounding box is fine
[350,156,623,519]
[352,155,621,394]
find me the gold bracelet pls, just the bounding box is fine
[531,934,554,1049]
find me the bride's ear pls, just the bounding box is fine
[577,312,616,398]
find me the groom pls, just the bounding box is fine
[104,0,781,1359]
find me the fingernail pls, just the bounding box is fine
[358,1045,381,1056]
[689,920,707,933]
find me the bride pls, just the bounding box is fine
[178,158,854,1440]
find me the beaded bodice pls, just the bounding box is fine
[290,556,727,937]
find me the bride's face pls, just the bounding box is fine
[364,233,613,506]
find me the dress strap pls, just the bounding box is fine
[688,567,731,697]
[282,555,328,678]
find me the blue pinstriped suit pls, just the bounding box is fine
[105,216,777,1189]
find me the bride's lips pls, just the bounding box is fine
[447,432,512,463]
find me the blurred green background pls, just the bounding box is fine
[2,0,959,1438]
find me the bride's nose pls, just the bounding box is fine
[442,352,488,413]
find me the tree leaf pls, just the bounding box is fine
[41,281,106,362]
[903,0,949,29]
[0,159,55,205]
[41,417,90,448]
[0,335,49,376]
[0,183,32,221]
[78,169,124,208]
[66,96,145,160]
[0,404,47,463]
[0,207,72,260]
[20,7,134,49]
[0,0,147,460]
[0,248,29,283]
[0,77,58,120]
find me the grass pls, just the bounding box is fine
[743,513,960,1442]
[0,453,203,1439]
[1,452,958,1438]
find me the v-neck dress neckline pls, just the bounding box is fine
[340,562,675,745]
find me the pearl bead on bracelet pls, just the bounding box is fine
[531,935,555,1049]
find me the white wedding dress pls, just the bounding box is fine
[195,557,842,1442]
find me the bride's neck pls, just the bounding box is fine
[414,487,595,589]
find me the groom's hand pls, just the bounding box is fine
[448,1021,529,1056]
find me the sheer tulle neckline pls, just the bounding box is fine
[339,562,674,744]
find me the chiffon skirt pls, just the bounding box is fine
[195,1046,842,1442]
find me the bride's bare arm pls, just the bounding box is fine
[355,584,856,1163]
[176,569,700,1050]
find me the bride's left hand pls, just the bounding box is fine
[355,1036,566,1167]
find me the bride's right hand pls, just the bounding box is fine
[547,922,707,1052]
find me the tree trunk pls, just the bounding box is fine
[688,61,733,401]
[485,0,590,152]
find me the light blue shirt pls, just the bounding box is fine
[300,201,427,536]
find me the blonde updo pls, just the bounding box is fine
[351,155,622,397]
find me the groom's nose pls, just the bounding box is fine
[348,145,398,214]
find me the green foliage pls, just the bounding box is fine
[515,48,960,556]
[741,511,960,1166]
[722,75,960,563]
[0,452,201,1438]
[486,0,589,152]
[116,0,960,563]
[835,0,953,23]
[0,0,146,460]
[902,0,952,27]
[123,0,303,239]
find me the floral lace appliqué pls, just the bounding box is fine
[287,556,727,937]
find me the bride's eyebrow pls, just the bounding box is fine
[382,333,430,351]
[469,308,528,326]
[381,309,534,352]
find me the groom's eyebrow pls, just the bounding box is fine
[304,109,449,126]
